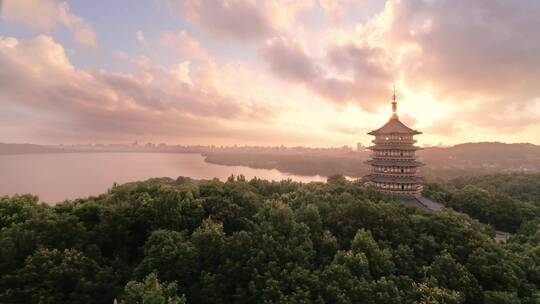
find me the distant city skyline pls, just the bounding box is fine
[1,0,540,147]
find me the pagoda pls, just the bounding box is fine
[364,88,424,197]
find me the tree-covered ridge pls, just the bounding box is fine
[424,173,540,233]
[1,175,539,303]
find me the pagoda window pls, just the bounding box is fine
[401,185,404,190]
[401,168,404,173]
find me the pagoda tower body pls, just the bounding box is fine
[364,90,424,197]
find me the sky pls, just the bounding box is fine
[1,0,539,147]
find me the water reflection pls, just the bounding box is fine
[0,153,327,204]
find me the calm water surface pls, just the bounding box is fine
[0,153,326,204]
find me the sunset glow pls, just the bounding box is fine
[1,0,539,147]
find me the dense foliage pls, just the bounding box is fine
[1,175,539,303]
[424,173,540,232]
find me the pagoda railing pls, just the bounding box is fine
[372,139,417,144]
[370,171,420,177]
[371,155,419,160]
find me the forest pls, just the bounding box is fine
[1,173,539,303]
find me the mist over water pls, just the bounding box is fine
[0,153,326,204]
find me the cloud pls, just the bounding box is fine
[164,0,272,41]
[379,0,540,124]
[260,37,318,81]
[269,0,540,132]
[0,35,277,142]
[462,102,540,134]
[424,119,461,137]
[161,31,210,61]
[1,0,97,47]
[398,113,418,128]
[163,0,316,41]
[258,0,540,131]
[135,31,152,52]
[319,0,345,20]
[260,36,393,111]
[263,0,315,31]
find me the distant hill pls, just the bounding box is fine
[420,142,540,172]
[0,143,69,154]
[204,142,540,179]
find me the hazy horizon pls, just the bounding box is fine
[3,140,540,149]
[1,0,540,147]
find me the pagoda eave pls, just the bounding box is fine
[368,130,422,136]
[367,145,422,151]
[365,160,425,167]
[364,175,424,184]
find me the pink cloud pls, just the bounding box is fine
[161,31,210,61]
[260,36,393,111]
[165,0,273,41]
[1,0,97,47]
[0,35,278,142]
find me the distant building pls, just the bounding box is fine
[356,142,363,152]
[363,89,424,197]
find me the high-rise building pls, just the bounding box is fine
[363,89,424,197]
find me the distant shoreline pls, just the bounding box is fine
[2,142,540,180]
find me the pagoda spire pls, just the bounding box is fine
[391,84,398,120]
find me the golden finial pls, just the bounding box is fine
[391,84,398,119]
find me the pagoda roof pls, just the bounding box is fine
[368,117,422,135]
[364,175,423,184]
[365,160,424,167]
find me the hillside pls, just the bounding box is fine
[420,142,540,172]
[1,175,539,303]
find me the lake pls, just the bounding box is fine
[0,153,327,204]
